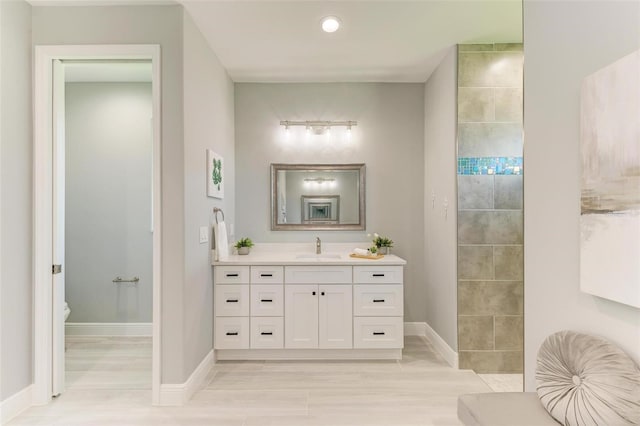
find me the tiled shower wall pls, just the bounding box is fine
[457,44,524,373]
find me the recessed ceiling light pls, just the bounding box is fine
[321,16,341,33]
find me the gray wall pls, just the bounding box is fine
[235,83,426,322]
[182,10,235,379]
[457,43,524,374]
[423,47,458,351]
[65,82,153,323]
[0,0,32,402]
[523,0,640,390]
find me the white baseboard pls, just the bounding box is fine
[1,385,33,424]
[65,322,152,336]
[423,322,459,369]
[158,350,213,406]
[404,322,427,336]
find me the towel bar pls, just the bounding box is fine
[112,276,140,284]
[213,207,225,224]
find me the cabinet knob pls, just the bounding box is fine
[321,291,325,296]
[312,291,316,296]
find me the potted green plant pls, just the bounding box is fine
[370,232,393,255]
[234,237,254,255]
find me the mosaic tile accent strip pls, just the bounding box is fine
[458,157,523,175]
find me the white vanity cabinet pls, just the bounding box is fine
[284,284,353,349]
[213,256,405,360]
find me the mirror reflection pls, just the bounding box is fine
[271,164,365,231]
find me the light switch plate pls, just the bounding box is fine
[199,226,209,244]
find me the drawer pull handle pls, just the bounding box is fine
[372,273,385,277]
[226,273,239,277]
[260,332,273,336]
[226,332,238,336]
[260,299,273,303]
[226,299,239,303]
[373,299,385,303]
[373,332,385,336]
[260,273,273,277]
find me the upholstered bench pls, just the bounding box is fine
[458,331,640,426]
[458,392,559,425]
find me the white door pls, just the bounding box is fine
[284,285,318,348]
[52,59,66,396]
[319,285,353,349]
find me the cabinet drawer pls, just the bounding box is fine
[250,317,284,349]
[215,266,250,284]
[215,285,249,317]
[250,285,283,316]
[354,285,403,316]
[251,266,284,284]
[285,266,352,284]
[353,266,403,284]
[215,317,249,349]
[353,317,404,349]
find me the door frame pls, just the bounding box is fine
[33,44,162,405]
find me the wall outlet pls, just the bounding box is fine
[199,226,209,244]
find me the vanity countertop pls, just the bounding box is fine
[211,251,407,266]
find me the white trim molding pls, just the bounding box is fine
[405,322,459,368]
[65,322,152,336]
[423,322,459,368]
[158,350,214,406]
[0,385,33,424]
[404,322,427,336]
[33,44,162,407]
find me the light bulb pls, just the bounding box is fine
[321,17,340,33]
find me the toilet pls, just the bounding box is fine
[64,302,71,321]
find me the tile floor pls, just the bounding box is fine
[477,374,523,392]
[9,336,493,425]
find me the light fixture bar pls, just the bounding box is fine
[304,177,336,183]
[280,120,357,128]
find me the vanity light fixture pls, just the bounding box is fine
[321,16,341,33]
[280,120,357,136]
[304,177,336,184]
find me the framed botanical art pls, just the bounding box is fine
[207,149,224,199]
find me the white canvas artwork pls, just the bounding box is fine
[580,49,640,309]
[207,150,224,199]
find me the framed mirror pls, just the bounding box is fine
[271,163,366,231]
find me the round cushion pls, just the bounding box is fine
[536,330,640,426]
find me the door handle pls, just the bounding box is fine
[52,264,62,274]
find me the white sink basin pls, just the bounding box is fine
[295,253,342,260]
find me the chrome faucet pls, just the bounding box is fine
[316,237,322,254]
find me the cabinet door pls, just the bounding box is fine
[319,284,353,349]
[284,284,318,348]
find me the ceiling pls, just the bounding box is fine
[30,0,523,83]
[181,1,522,82]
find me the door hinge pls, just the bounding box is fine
[52,264,62,274]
